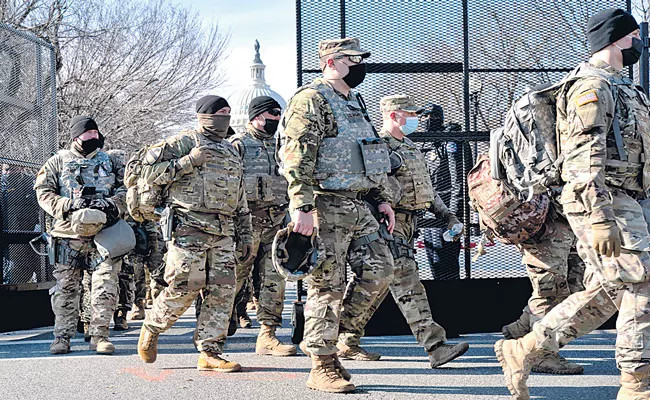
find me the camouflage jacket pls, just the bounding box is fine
[382,133,453,220]
[139,130,252,244]
[279,78,389,210]
[558,59,650,224]
[34,147,127,238]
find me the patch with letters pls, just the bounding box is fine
[575,90,599,107]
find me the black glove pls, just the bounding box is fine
[89,198,119,219]
[68,198,88,214]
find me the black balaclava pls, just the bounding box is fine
[587,8,639,54]
[195,95,231,139]
[248,96,281,138]
[69,115,103,156]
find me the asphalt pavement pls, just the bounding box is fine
[0,289,621,400]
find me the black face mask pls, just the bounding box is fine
[76,138,102,156]
[342,63,367,89]
[263,119,279,135]
[621,37,644,66]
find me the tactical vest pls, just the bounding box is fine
[388,136,435,210]
[559,63,650,192]
[59,150,116,199]
[303,80,390,191]
[167,132,242,216]
[230,129,288,209]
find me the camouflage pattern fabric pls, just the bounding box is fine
[117,262,134,311]
[531,60,650,374]
[339,211,446,351]
[51,238,120,338]
[234,208,287,326]
[515,218,585,328]
[144,225,236,354]
[125,220,165,304]
[318,37,370,58]
[278,78,389,211]
[302,193,394,356]
[79,270,92,324]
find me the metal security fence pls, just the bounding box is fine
[0,24,58,288]
[297,0,632,279]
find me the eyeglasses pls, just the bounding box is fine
[334,54,364,64]
[267,109,281,117]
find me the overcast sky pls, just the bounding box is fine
[182,0,298,102]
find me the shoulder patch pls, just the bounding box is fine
[575,89,599,107]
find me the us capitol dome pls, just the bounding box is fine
[230,40,286,133]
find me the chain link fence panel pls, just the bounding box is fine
[0,24,58,287]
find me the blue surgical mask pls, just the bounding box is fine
[400,117,419,134]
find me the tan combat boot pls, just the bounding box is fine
[494,333,539,400]
[618,370,650,400]
[131,300,146,320]
[428,341,469,368]
[306,355,356,393]
[50,337,71,355]
[530,350,583,375]
[336,341,381,361]
[300,341,351,381]
[502,312,531,339]
[137,326,159,363]
[113,309,128,331]
[90,336,115,354]
[197,351,241,372]
[256,325,297,356]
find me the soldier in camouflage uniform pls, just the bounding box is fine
[121,218,165,320]
[335,95,469,367]
[137,95,253,373]
[278,38,396,393]
[502,217,586,375]
[229,96,296,356]
[496,9,650,400]
[35,116,126,355]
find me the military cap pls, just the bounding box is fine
[380,95,424,113]
[318,38,370,58]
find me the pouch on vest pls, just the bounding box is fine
[94,219,136,260]
[357,138,391,176]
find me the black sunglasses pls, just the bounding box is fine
[267,109,281,117]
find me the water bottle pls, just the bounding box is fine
[443,223,464,242]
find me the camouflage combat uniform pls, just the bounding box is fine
[141,130,252,354]
[124,219,165,306]
[34,147,126,340]
[279,77,394,357]
[338,131,454,352]
[529,59,650,374]
[229,124,289,327]
[507,217,586,336]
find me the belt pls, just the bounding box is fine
[316,190,368,200]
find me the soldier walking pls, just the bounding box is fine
[136,96,254,372]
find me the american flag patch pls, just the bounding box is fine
[575,90,598,107]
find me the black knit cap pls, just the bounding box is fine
[587,8,639,54]
[69,115,99,140]
[196,95,230,114]
[248,96,281,121]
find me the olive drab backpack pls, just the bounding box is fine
[468,62,627,244]
[124,145,168,222]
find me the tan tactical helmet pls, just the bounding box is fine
[272,222,325,282]
[70,208,107,237]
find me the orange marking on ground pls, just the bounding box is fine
[121,367,173,382]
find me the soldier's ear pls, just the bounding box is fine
[389,111,397,121]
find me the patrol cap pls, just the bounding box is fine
[318,38,370,58]
[380,95,424,114]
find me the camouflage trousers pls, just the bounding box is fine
[533,190,650,373]
[144,225,236,354]
[234,207,287,325]
[339,211,446,351]
[80,261,133,321]
[515,218,586,329]
[128,220,166,304]
[303,193,394,356]
[52,238,120,338]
